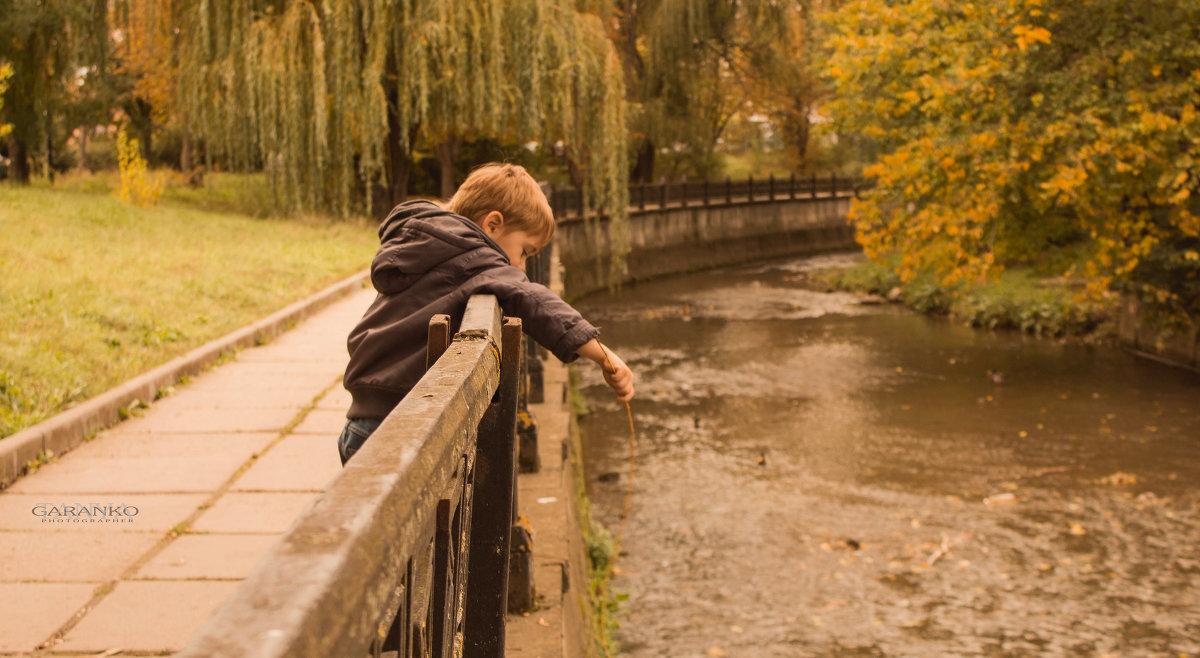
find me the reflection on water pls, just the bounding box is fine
[576,253,1200,657]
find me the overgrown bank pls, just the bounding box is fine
[566,366,622,657]
[0,178,376,439]
[810,258,1115,340]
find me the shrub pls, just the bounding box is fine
[117,129,164,207]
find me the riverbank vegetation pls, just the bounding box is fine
[823,0,1200,330]
[567,368,623,655]
[0,179,375,439]
[815,259,1112,339]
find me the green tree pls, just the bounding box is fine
[612,0,820,181]
[825,0,1200,318]
[0,0,107,182]
[178,1,627,216]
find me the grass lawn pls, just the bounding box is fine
[0,173,378,439]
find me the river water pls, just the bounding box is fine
[574,253,1200,657]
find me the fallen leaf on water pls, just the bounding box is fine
[730,625,744,633]
[538,618,550,627]
[707,647,726,657]
[1069,523,1087,536]
[983,493,1017,506]
[1098,471,1139,486]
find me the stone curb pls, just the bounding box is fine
[0,270,370,489]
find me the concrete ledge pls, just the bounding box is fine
[0,270,370,489]
[557,195,856,298]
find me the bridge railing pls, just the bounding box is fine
[179,294,523,658]
[549,172,866,219]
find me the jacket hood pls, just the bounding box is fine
[370,200,509,295]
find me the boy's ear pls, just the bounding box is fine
[481,210,504,236]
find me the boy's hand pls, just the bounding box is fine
[577,339,635,402]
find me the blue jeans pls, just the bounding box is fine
[338,418,381,465]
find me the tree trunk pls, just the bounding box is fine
[374,122,419,221]
[126,97,154,163]
[563,147,585,188]
[785,113,811,170]
[181,130,193,173]
[385,100,419,208]
[79,127,91,172]
[434,134,461,199]
[632,138,655,183]
[8,135,30,184]
[45,132,54,182]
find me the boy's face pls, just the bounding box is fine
[481,211,545,272]
[490,227,544,272]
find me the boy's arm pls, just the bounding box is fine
[467,266,634,401]
[576,338,635,402]
[469,267,598,363]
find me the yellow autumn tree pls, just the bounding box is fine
[0,61,11,138]
[824,0,1200,320]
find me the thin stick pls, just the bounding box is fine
[596,342,635,658]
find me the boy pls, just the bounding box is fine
[338,163,634,464]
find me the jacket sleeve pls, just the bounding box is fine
[465,265,599,363]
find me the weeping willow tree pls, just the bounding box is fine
[612,0,817,181]
[176,0,630,279]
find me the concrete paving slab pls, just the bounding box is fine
[98,405,304,435]
[190,492,318,534]
[0,582,97,652]
[180,366,341,398]
[142,386,313,412]
[0,493,207,533]
[314,385,352,411]
[55,580,241,653]
[31,431,277,460]
[135,533,282,580]
[0,531,159,582]
[232,434,341,492]
[236,337,349,364]
[290,408,349,436]
[5,449,257,494]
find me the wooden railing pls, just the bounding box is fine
[179,295,524,658]
[548,172,865,220]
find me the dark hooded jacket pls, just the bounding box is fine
[343,200,599,420]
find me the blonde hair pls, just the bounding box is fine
[446,163,555,245]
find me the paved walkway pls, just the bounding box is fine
[0,287,376,655]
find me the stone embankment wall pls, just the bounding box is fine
[1118,296,1200,371]
[556,195,857,298]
